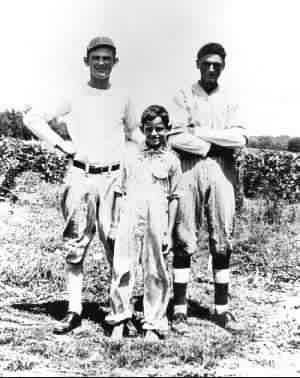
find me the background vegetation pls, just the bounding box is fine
[0,109,299,376]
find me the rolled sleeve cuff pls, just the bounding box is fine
[168,191,182,201]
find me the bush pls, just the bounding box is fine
[288,137,300,153]
[0,109,36,140]
[0,137,68,199]
[0,138,299,208]
[242,148,300,204]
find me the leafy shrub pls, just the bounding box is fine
[242,148,300,204]
[0,137,68,199]
[0,109,36,140]
[288,137,300,153]
[0,138,299,208]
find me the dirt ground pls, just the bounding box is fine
[0,182,300,376]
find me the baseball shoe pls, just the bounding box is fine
[171,313,189,335]
[110,323,125,341]
[53,312,82,335]
[144,330,160,342]
[211,311,243,334]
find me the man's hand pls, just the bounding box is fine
[55,141,76,158]
[162,232,173,255]
[108,222,118,241]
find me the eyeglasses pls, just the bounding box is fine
[201,61,223,70]
[143,125,166,133]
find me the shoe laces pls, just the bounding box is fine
[173,313,187,324]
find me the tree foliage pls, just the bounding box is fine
[248,135,291,151]
[288,137,300,153]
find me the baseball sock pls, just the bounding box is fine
[213,254,230,314]
[173,252,191,316]
[67,263,83,316]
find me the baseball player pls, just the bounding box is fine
[168,42,247,333]
[24,36,142,334]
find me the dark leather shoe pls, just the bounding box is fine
[211,311,244,334]
[53,312,82,335]
[171,312,189,335]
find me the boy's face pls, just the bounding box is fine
[143,116,167,149]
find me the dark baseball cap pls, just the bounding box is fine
[86,36,116,55]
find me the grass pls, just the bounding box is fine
[0,171,299,376]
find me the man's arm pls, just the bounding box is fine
[168,132,211,156]
[123,97,145,144]
[23,103,76,156]
[169,89,247,151]
[193,125,247,148]
[193,102,247,147]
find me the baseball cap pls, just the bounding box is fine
[86,36,116,55]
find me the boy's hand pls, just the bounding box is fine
[108,222,118,241]
[162,233,173,255]
[107,223,119,253]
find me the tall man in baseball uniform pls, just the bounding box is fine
[168,42,247,332]
[24,36,142,334]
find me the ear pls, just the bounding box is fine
[196,59,200,69]
[166,123,172,131]
[114,57,119,65]
[83,56,89,66]
[139,123,144,133]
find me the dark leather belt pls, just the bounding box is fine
[73,160,120,174]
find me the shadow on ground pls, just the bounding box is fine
[11,300,113,334]
[10,296,211,336]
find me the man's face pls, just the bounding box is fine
[197,54,224,85]
[87,47,116,81]
[143,116,167,149]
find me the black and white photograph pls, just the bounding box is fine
[0,0,299,376]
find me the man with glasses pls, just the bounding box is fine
[168,42,247,333]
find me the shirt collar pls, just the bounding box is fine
[141,142,168,154]
[191,81,220,97]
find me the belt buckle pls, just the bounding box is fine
[106,163,113,176]
[84,162,90,177]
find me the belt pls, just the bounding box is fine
[73,160,120,174]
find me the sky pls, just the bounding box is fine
[0,0,299,136]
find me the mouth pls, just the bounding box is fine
[149,138,160,144]
[94,67,108,75]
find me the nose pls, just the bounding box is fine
[95,57,106,66]
[151,128,158,136]
[208,63,215,72]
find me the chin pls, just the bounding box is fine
[97,75,109,80]
[148,143,160,149]
[206,78,217,84]
[94,72,109,80]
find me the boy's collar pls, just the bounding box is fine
[142,142,168,153]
